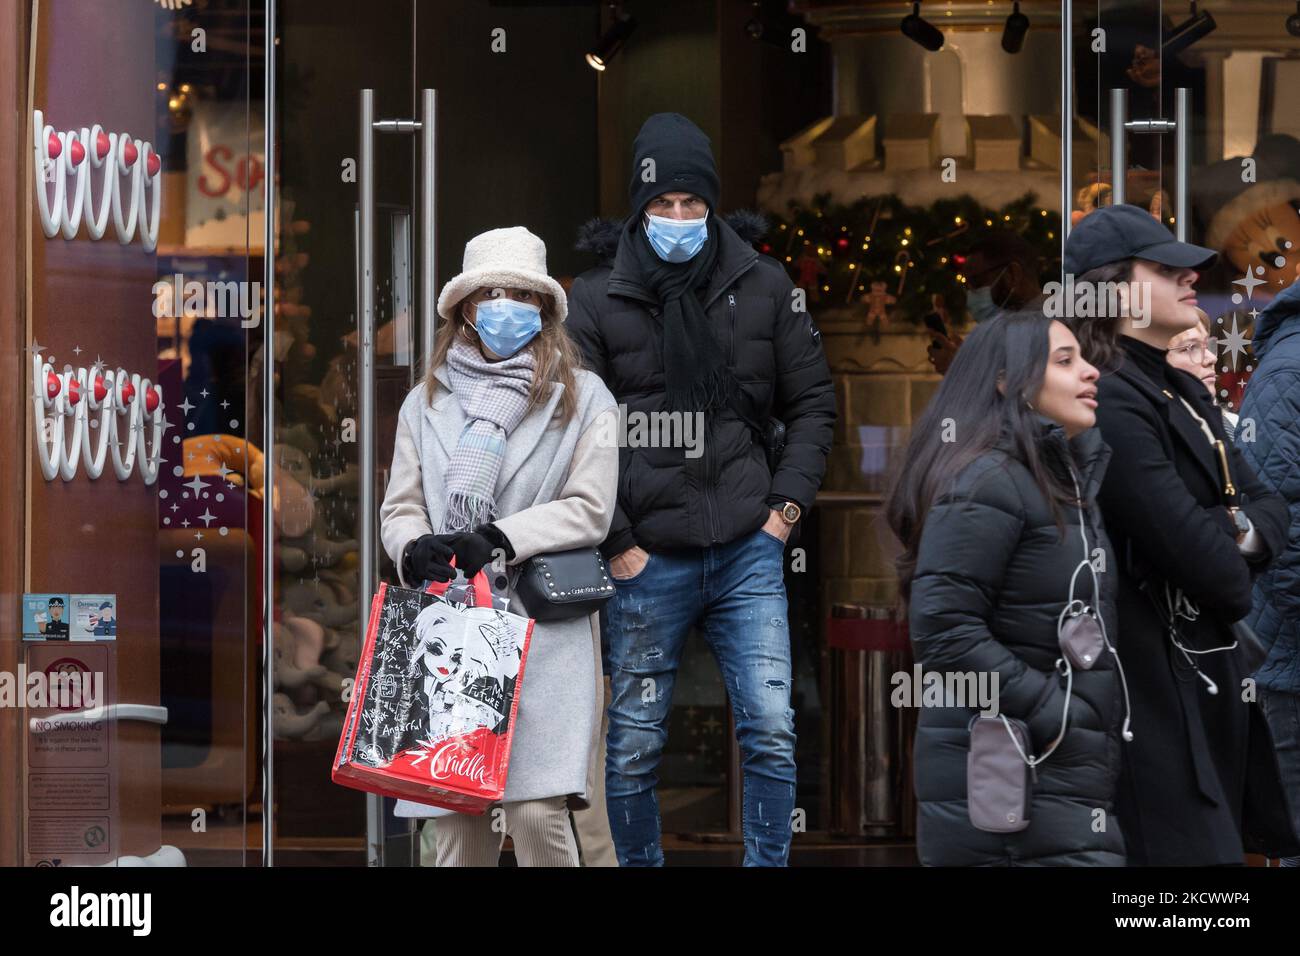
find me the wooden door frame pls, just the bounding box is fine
[0,0,32,869]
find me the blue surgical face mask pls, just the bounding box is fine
[470,298,542,358]
[644,212,709,263]
[968,265,1011,323]
[966,286,999,323]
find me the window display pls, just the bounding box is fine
[32,109,162,250]
[3,0,1299,883]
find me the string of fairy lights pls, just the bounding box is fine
[766,192,1062,320]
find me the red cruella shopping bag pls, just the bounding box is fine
[331,569,534,814]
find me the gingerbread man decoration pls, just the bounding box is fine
[862,281,896,334]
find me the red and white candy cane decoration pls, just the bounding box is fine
[33,110,161,252]
[32,353,165,484]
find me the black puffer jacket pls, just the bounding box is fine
[567,212,835,556]
[908,424,1127,866]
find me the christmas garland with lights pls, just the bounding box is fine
[765,192,1062,323]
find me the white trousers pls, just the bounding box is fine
[435,796,579,867]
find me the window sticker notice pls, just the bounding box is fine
[23,643,117,866]
[26,816,111,858]
[22,593,72,640]
[29,773,111,812]
[26,654,109,769]
[70,594,117,640]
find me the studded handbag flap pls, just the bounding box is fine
[514,547,616,622]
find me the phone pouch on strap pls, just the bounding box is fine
[1059,610,1106,671]
[968,715,1032,833]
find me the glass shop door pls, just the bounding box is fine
[269,0,425,866]
[270,0,610,867]
[1066,0,1300,396]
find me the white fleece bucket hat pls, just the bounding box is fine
[436,226,568,322]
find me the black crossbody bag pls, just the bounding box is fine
[514,547,616,622]
[513,395,784,623]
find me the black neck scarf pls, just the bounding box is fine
[618,213,738,413]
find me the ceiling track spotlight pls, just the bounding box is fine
[900,1,944,52]
[586,2,638,72]
[1002,1,1030,54]
[1163,1,1216,58]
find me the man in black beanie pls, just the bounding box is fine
[568,112,835,866]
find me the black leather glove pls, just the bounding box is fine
[434,524,515,577]
[402,534,456,584]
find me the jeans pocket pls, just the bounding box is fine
[611,552,652,584]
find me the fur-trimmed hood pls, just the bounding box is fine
[575,209,769,262]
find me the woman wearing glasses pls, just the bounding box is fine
[1064,205,1297,865]
[1166,311,1239,437]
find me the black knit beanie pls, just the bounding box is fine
[627,113,720,215]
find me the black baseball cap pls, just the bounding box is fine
[1063,203,1217,275]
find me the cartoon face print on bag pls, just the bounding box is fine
[407,606,514,742]
[422,637,461,684]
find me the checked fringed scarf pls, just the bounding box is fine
[440,338,537,533]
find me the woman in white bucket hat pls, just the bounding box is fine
[379,226,620,865]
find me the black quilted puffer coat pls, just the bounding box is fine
[566,211,835,557]
[907,423,1127,866]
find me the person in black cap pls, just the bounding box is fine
[567,112,835,867]
[1064,204,1298,865]
[39,596,69,638]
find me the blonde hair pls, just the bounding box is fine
[423,291,584,425]
[1168,309,1212,349]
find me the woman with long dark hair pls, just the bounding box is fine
[888,311,1128,865]
[1063,204,1297,865]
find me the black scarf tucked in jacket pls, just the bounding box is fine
[615,213,738,413]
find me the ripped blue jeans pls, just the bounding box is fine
[603,526,797,866]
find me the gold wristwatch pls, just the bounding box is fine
[779,501,802,524]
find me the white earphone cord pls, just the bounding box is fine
[1003,471,1134,768]
[1162,583,1234,696]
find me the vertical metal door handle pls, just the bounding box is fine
[1110,88,1128,207]
[1174,88,1190,242]
[1061,0,1073,250]
[421,89,437,374]
[1108,87,1192,240]
[357,88,437,867]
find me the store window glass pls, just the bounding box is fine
[7,0,259,866]
[1070,1,1300,406]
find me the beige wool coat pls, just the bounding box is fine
[379,362,619,816]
